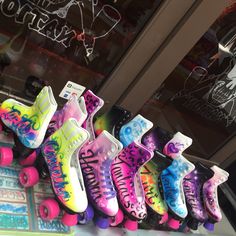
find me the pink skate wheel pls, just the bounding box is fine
[159,212,168,224]
[62,212,78,226]
[19,151,37,166]
[110,209,124,226]
[39,198,60,220]
[19,167,39,187]
[0,147,13,166]
[124,219,138,231]
[168,218,180,229]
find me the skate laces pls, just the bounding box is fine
[100,159,116,200]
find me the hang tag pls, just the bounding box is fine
[59,81,85,100]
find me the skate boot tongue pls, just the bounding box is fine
[48,95,87,136]
[163,132,192,158]
[211,165,229,184]
[119,114,153,147]
[94,105,132,138]
[83,90,104,140]
[204,221,215,231]
[142,126,173,152]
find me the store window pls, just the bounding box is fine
[0,0,162,104]
[140,2,236,159]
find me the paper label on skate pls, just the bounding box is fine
[59,81,85,100]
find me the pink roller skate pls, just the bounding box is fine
[82,90,104,140]
[20,118,90,226]
[79,130,123,229]
[0,86,57,166]
[111,142,154,231]
[203,165,229,231]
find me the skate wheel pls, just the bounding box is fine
[19,151,37,166]
[62,212,78,226]
[19,167,39,187]
[95,216,110,229]
[167,218,180,229]
[78,204,94,224]
[0,147,13,166]
[159,212,168,224]
[39,198,60,220]
[110,209,124,226]
[124,218,138,231]
[203,221,214,231]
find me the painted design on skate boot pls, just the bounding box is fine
[119,114,153,147]
[47,94,87,137]
[141,151,172,216]
[94,105,132,139]
[79,131,122,216]
[163,132,192,158]
[0,86,57,148]
[183,162,214,230]
[41,118,89,213]
[112,142,153,220]
[203,165,229,230]
[142,126,173,152]
[82,90,104,141]
[160,155,195,220]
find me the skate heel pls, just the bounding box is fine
[83,90,104,140]
[119,114,153,147]
[163,132,192,158]
[94,105,132,138]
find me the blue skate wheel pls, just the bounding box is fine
[78,205,94,224]
[95,216,110,229]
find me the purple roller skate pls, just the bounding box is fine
[203,165,229,231]
[183,162,214,230]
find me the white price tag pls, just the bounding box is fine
[59,81,85,100]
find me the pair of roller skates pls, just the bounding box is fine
[0,87,94,226]
[183,163,229,232]
[94,107,155,231]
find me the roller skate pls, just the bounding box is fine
[142,126,173,152]
[20,118,90,226]
[160,155,195,230]
[0,86,57,166]
[82,90,104,140]
[111,142,153,231]
[203,165,229,231]
[79,130,123,229]
[94,105,132,138]
[163,132,193,159]
[119,114,153,147]
[183,162,214,230]
[140,151,172,228]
